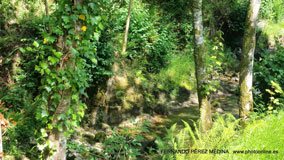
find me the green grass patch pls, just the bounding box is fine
[157,112,284,160]
[156,53,195,91]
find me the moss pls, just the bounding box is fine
[114,75,129,90]
[199,97,213,132]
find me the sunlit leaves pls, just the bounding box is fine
[35,61,51,75]
[43,38,48,44]
[53,51,63,58]
[48,56,59,65]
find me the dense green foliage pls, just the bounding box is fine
[0,0,284,159]
[254,46,284,113]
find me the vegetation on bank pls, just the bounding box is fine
[157,111,284,160]
[0,0,283,159]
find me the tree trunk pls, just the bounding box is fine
[44,0,49,16]
[192,0,212,132]
[239,0,261,123]
[45,36,70,160]
[46,0,82,158]
[47,132,67,160]
[47,88,71,160]
[121,0,133,54]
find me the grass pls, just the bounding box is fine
[157,53,195,91]
[262,20,284,37]
[157,111,284,160]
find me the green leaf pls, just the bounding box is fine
[58,114,65,121]
[66,40,72,46]
[46,36,56,43]
[88,3,95,10]
[48,56,58,64]
[26,47,33,51]
[78,110,84,118]
[72,114,77,120]
[33,41,39,48]
[57,124,64,132]
[71,47,79,56]
[45,68,51,75]
[45,86,52,92]
[41,128,48,137]
[47,124,53,130]
[93,32,100,41]
[62,16,70,23]
[41,110,48,118]
[19,47,26,53]
[72,94,79,101]
[53,51,63,58]
[40,62,48,69]
[35,65,40,71]
[91,58,97,64]
[90,16,101,25]
[98,23,104,30]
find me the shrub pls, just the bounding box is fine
[254,46,284,113]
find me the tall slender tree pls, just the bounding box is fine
[192,0,212,132]
[44,0,49,16]
[122,0,133,54]
[239,0,261,123]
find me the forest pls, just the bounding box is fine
[0,0,284,159]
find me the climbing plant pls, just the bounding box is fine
[20,0,103,158]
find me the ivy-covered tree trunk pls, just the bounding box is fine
[46,37,72,160]
[192,0,212,132]
[46,0,82,159]
[239,0,261,122]
[47,130,67,160]
[47,93,71,159]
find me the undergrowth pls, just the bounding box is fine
[156,111,284,160]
